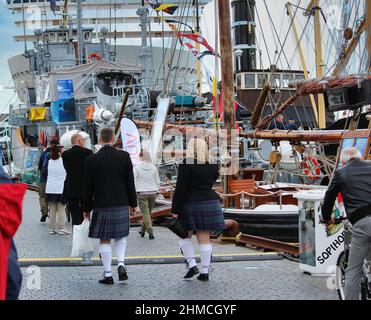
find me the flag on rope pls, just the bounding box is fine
[184,42,201,58]
[178,32,215,52]
[49,0,57,15]
[146,1,178,15]
[164,18,194,33]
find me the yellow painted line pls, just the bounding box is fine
[19,252,279,263]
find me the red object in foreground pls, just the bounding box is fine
[0,183,26,300]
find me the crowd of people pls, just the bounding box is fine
[33,128,224,285]
[267,114,299,130]
[3,123,371,300]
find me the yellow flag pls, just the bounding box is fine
[29,107,47,121]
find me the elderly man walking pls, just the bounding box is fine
[83,128,137,285]
[62,133,93,226]
[322,147,371,300]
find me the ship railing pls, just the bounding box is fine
[162,183,285,210]
[215,190,284,210]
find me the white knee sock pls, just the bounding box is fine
[99,244,112,276]
[179,238,197,268]
[199,244,213,274]
[114,237,127,267]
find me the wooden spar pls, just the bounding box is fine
[290,74,371,94]
[259,74,371,129]
[135,121,344,142]
[313,0,326,129]
[332,18,366,76]
[218,0,235,133]
[250,84,270,129]
[367,0,371,71]
[243,130,343,142]
[303,0,315,16]
[217,0,235,201]
[286,3,318,124]
[114,88,131,135]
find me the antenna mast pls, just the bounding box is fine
[77,0,84,65]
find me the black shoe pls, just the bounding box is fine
[183,266,199,280]
[118,265,128,281]
[139,231,145,238]
[197,273,209,282]
[98,276,114,285]
[149,233,154,240]
[40,213,48,223]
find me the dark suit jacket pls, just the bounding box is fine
[171,158,220,215]
[268,121,286,130]
[322,159,371,225]
[62,145,93,199]
[6,240,22,300]
[82,145,137,212]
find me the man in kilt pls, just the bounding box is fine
[83,128,138,285]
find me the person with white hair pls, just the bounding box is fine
[322,147,371,300]
[62,132,93,226]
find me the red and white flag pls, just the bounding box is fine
[178,32,215,52]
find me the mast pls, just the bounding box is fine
[332,18,366,76]
[77,0,84,65]
[195,0,202,96]
[313,0,326,128]
[218,0,235,200]
[218,0,235,133]
[137,1,151,89]
[367,0,371,71]
[286,3,318,125]
[21,0,27,53]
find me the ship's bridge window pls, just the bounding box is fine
[244,74,255,89]
[295,74,305,81]
[58,32,67,43]
[282,74,294,88]
[257,74,268,88]
[273,74,281,88]
[236,74,242,89]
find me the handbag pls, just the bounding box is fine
[165,216,188,239]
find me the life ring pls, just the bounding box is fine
[302,154,321,180]
[88,52,102,63]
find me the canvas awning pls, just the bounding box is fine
[46,60,142,101]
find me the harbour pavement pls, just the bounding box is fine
[15,191,338,300]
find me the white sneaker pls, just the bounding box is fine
[50,230,58,235]
[58,229,71,235]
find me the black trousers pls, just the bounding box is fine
[67,198,84,226]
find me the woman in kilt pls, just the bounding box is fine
[83,128,138,285]
[171,138,225,282]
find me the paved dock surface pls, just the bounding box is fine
[15,191,338,300]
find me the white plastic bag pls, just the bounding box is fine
[71,219,97,260]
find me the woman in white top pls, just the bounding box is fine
[134,150,160,239]
[45,144,70,235]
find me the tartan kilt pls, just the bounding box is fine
[179,200,225,232]
[89,205,130,240]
